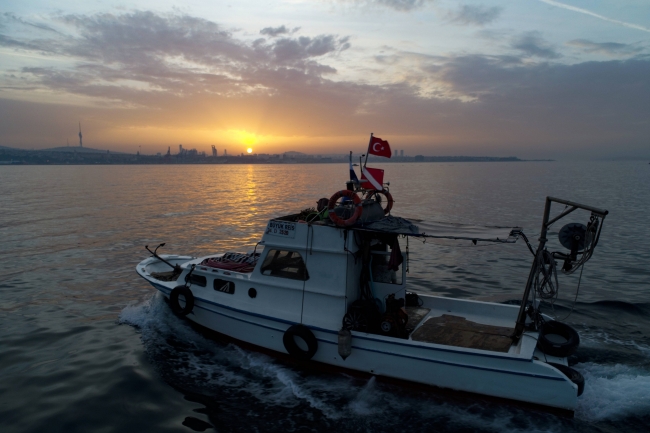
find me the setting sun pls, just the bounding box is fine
[247,148,253,154]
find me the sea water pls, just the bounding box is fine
[1,161,649,432]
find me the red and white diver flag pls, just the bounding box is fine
[361,167,384,190]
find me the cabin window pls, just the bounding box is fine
[260,250,309,281]
[188,274,207,287]
[371,253,403,285]
[213,279,235,294]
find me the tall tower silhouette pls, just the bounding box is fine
[78,122,83,147]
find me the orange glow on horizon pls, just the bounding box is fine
[86,125,424,155]
[240,131,257,146]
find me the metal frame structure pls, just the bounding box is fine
[513,197,608,339]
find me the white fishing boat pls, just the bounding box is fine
[136,175,607,416]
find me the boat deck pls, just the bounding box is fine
[404,295,528,355]
[410,314,513,352]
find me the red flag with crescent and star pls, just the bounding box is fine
[367,135,391,158]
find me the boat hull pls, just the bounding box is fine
[141,273,579,414]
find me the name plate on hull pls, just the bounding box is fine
[265,221,296,238]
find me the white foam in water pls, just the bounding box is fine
[119,292,214,359]
[575,362,650,420]
[120,294,350,418]
[581,330,650,357]
[119,291,176,331]
[347,376,379,416]
[231,345,364,419]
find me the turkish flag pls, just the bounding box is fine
[361,167,384,190]
[368,136,392,158]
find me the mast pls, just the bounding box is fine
[363,133,373,168]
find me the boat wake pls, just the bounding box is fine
[572,322,650,421]
[575,362,650,420]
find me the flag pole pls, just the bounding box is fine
[364,132,373,169]
[347,151,354,191]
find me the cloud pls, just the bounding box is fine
[511,32,560,59]
[260,25,295,37]
[0,11,352,105]
[339,1,433,12]
[432,55,650,128]
[447,4,502,26]
[271,35,350,63]
[374,0,430,11]
[1,12,61,34]
[567,39,643,56]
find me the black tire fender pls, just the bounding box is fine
[537,320,580,358]
[548,363,585,396]
[169,285,194,316]
[283,324,318,361]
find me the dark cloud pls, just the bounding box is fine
[344,1,432,12]
[511,32,560,59]
[428,55,650,152]
[58,12,248,65]
[375,0,429,11]
[447,4,502,26]
[271,35,350,62]
[567,39,644,56]
[260,25,294,37]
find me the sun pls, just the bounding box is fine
[247,148,253,154]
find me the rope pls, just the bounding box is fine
[555,262,586,322]
[534,249,559,302]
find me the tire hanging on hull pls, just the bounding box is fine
[283,324,318,361]
[537,320,580,358]
[169,285,195,316]
[548,363,585,396]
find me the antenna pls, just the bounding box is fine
[78,122,83,147]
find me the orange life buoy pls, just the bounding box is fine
[328,190,363,227]
[365,190,394,215]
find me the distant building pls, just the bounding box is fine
[400,150,404,157]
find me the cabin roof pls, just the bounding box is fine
[272,214,521,243]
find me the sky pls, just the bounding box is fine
[0,0,648,159]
